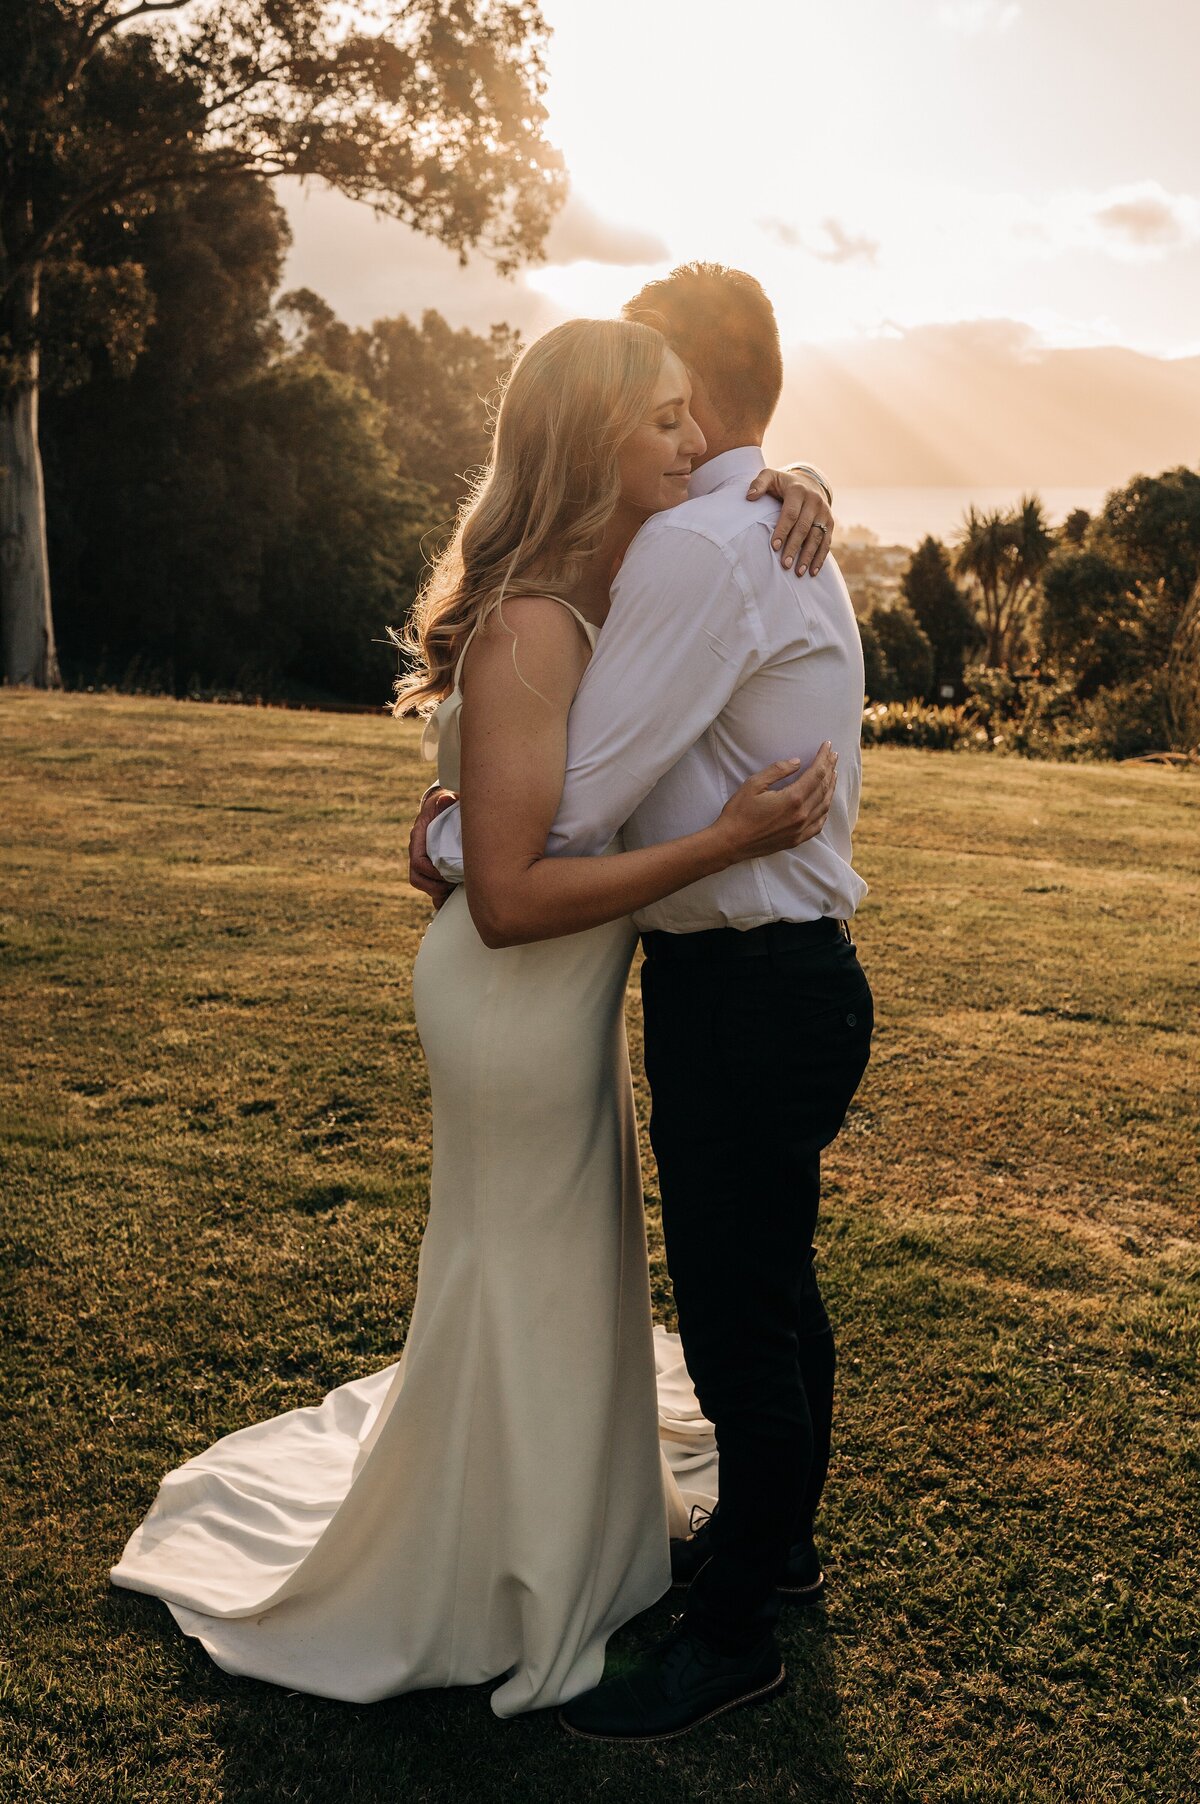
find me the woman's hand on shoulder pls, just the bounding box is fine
[709,743,838,867]
[746,468,834,576]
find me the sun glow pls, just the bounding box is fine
[528,0,1200,359]
[278,0,1200,492]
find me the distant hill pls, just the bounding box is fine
[768,323,1200,487]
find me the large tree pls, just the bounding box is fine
[1037,547,1146,700]
[44,177,433,702]
[1090,467,1200,666]
[864,600,934,703]
[900,535,979,700]
[0,0,563,685]
[953,495,1055,670]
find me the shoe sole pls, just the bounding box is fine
[558,1664,787,1745]
[777,1569,826,1603]
[669,1569,826,1603]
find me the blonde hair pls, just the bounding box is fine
[390,317,666,716]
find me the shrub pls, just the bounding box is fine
[1001,671,1084,758]
[860,701,984,751]
[1073,674,1173,760]
[961,662,1022,733]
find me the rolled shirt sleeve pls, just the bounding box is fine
[427,800,465,883]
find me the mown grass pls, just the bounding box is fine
[1,691,1197,1804]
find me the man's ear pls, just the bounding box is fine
[684,366,725,443]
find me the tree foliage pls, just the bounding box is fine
[1,0,562,684]
[1061,508,1091,546]
[1030,469,1200,749]
[1087,466,1200,669]
[864,601,934,703]
[901,535,979,699]
[234,356,429,700]
[1165,577,1200,753]
[953,495,1054,670]
[857,614,889,704]
[1091,468,1200,611]
[43,175,426,703]
[278,289,519,515]
[2,1,563,320]
[1037,548,1146,700]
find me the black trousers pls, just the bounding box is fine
[640,917,873,1650]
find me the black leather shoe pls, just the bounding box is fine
[669,1506,827,1603]
[776,1539,826,1602]
[558,1622,786,1743]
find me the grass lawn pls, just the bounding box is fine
[2,691,1197,1804]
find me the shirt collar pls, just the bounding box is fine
[687,445,765,500]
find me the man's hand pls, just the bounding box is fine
[408,783,459,907]
[746,467,835,576]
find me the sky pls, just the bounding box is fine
[279,0,1200,489]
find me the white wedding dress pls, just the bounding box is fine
[110,600,717,1717]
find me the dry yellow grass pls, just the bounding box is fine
[2,692,1197,1803]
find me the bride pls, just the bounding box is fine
[110,317,836,1718]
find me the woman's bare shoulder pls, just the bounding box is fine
[462,595,589,706]
[475,593,586,640]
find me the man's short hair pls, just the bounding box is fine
[622,263,783,438]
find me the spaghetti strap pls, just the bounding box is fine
[451,593,594,690]
[534,594,597,642]
[451,629,477,690]
[425,593,598,785]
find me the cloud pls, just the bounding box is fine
[879,316,1039,360]
[542,193,668,267]
[938,0,1021,32]
[812,217,880,266]
[1092,187,1199,252]
[760,216,802,249]
[760,215,879,264]
[1014,181,1200,262]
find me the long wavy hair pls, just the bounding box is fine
[390,317,666,717]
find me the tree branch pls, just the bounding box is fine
[63,0,193,90]
[2,149,285,302]
[92,0,193,42]
[69,0,193,88]
[200,64,293,121]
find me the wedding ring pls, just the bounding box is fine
[812,524,826,538]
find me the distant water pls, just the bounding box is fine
[833,486,1111,549]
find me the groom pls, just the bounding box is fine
[411,264,873,1741]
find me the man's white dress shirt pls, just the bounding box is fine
[427,445,867,933]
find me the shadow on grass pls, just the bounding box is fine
[106,1585,853,1804]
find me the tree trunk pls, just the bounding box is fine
[983,594,1003,668]
[0,267,60,688]
[1166,579,1200,752]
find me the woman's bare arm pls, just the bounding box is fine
[458,598,835,949]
